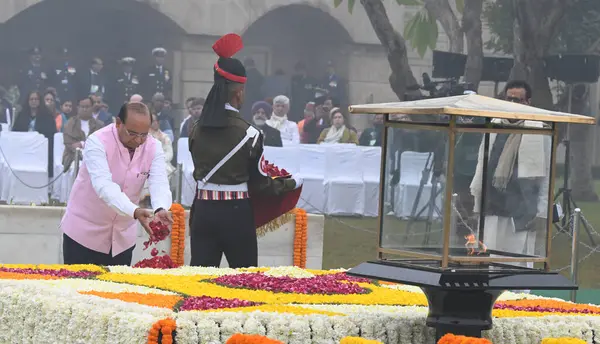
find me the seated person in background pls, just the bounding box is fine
[251,101,282,147]
[43,89,66,132]
[179,97,196,135]
[359,114,384,146]
[62,96,104,172]
[0,86,13,128]
[150,92,174,142]
[180,97,204,138]
[298,102,315,143]
[60,99,74,119]
[317,107,358,145]
[266,95,300,145]
[302,95,330,144]
[12,90,57,177]
[91,93,113,125]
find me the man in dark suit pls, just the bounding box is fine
[290,62,316,122]
[240,58,264,120]
[78,57,106,101]
[18,46,52,102]
[53,48,78,104]
[180,97,204,138]
[141,47,172,100]
[110,57,139,111]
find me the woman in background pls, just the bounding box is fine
[317,107,358,144]
[43,90,67,132]
[12,90,57,177]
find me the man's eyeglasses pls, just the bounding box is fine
[125,129,149,138]
[506,96,526,104]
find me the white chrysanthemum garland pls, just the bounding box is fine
[2,278,177,295]
[0,281,171,344]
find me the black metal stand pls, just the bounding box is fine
[554,85,596,246]
[404,152,444,245]
[423,287,503,340]
[348,260,577,340]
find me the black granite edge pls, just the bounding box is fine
[347,261,578,291]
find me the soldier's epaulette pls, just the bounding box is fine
[230,115,254,128]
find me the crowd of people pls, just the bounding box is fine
[0,46,385,189]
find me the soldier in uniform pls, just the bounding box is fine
[188,33,303,268]
[111,57,139,111]
[141,47,172,100]
[53,48,78,104]
[18,46,51,102]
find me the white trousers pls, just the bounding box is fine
[483,216,536,269]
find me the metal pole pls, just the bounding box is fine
[176,163,183,204]
[570,208,581,302]
[72,148,81,185]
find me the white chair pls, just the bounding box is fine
[295,144,327,214]
[176,138,196,207]
[0,132,49,204]
[361,146,382,217]
[394,151,442,219]
[51,133,76,203]
[262,146,299,175]
[0,123,8,132]
[323,144,365,216]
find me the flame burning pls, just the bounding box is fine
[464,234,487,255]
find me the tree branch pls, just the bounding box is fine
[360,0,419,100]
[509,0,577,108]
[462,0,484,88]
[423,0,464,53]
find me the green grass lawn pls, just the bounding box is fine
[321,179,600,289]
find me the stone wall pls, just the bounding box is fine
[0,206,325,269]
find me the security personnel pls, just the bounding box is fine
[141,47,172,100]
[188,33,302,268]
[53,48,78,104]
[18,46,51,102]
[111,57,139,111]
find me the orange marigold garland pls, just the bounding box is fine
[293,208,308,268]
[169,203,186,267]
[148,318,176,344]
[226,333,284,344]
[437,334,492,344]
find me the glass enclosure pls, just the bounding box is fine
[379,116,554,268]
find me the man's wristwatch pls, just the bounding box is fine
[154,208,164,215]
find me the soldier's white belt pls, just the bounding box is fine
[198,182,248,192]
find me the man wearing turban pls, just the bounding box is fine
[188,34,302,268]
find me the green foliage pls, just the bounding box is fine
[484,0,600,54]
[336,0,472,57]
[404,9,439,57]
[455,0,464,13]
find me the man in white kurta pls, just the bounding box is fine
[266,95,300,146]
[470,81,550,269]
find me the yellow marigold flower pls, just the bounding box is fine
[97,273,428,307]
[542,339,586,344]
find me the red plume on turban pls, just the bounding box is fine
[212,33,244,58]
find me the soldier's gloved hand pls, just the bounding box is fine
[292,176,304,189]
